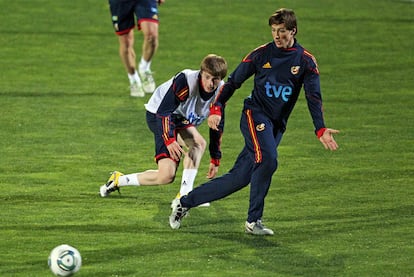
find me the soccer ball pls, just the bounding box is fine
[48,244,82,276]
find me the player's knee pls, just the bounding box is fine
[157,173,175,185]
[266,158,278,172]
[189,138,206,157]
[259,154,278,172]
[196,137,207,152]
[145,33,158,46]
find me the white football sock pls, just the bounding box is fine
[118,174,140,187]
[139,57,151,72]
[128,71,141,85]
[179,169,197,196]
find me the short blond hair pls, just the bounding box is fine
[200,54,228,79]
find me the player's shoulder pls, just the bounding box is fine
[174,69,199,82]
[294,41,317,62]
[302,48,317,61]
[294,43,319,73]
[176,69,200,91]
[242,42,273,62]
[302,48,319,70]
[253,42,273,53]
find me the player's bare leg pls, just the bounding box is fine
[176,128,210,206]
[119,30,144,97]
[138,21,158,93]
[137,158,177,185]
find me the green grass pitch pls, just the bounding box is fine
[1,0,413,276]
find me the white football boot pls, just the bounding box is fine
[245,220,274,236]
[169,198,189,229]
[130,80,145,97]
[139,69,156,93]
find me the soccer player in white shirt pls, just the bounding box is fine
[100,55,227,203]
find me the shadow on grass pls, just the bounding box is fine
[152,202,347,276]
[5,194,412,276]
[2,201,348,276]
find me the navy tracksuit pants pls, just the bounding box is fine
[181,108,283,223]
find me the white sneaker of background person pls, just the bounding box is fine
[138,57,156,93]
[128,70,144,97]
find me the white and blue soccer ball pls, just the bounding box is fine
[48,244,82,276]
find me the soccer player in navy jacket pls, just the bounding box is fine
[170,8,339,235]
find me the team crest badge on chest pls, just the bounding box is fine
[291,66,300,75]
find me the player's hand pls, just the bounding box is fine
[167,141,184,161]
[208,114,221,131]
[158,0,165,5]
[206,163,219,179]
[319,128,340,151]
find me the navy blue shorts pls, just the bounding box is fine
[146,111,193,163]
[109,0,159,35]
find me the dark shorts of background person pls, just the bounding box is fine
[109,0,159,35]
[146,111,193,163]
